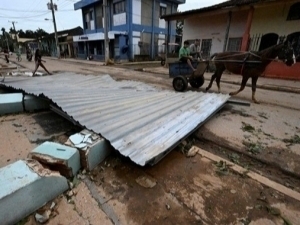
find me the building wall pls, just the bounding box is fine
[250,1,300,36]
[141,0,153,26]
[183,10,248,55]
[76,0,180,60]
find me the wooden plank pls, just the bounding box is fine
[195,146,300,202]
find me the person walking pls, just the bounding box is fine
[32,49,52,76]
[3,48,9,63]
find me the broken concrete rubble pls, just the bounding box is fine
[65,129,113,171]
[28,141,81,178]
[0,159,68,225]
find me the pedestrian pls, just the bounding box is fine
[3,48,9,63]
[179,40,196,72]
[32,49,52,76]
[190,39,202,59]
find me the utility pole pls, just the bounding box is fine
[47,0,60,58]
[103,0,109,64]
[8,21,18,51]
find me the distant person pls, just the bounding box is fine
[179,40,196,72]
[32,49,52,76]
[190,39,202,59]
[3,48,9,63]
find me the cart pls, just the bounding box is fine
[169,60,209,92]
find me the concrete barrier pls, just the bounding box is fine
[28,142,81,178]
[0,160,69,225]
[65,129,113,171]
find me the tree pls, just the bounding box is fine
[176,20,183,36]
[18,29,25,38]
[1,27,14,51]
[35,28,48,38]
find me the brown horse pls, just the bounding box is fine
[205,41,295,103]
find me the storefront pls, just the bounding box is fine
[73,31,129,61]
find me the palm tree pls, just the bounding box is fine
[1,27,10,50]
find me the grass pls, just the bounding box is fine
[282,134,300,146]
[242,141,265,155]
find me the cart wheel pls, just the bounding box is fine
[189,75,205,88]
[161,60,165,66]
[173,76,188,92]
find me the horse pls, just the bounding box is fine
[205,41,296,103]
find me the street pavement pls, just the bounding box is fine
[45,56,300,94]
[1,54,300,96]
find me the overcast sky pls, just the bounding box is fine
[0,0,225,34]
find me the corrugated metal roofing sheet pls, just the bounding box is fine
[1,73,230,166]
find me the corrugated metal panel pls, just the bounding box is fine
[1,73,230,166]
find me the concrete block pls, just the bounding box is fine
[65,129,113,171]
[23,95,50,112]
[28,142,81,178]
[0,93,23,115]
[0,160,69,225]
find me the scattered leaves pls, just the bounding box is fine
[258,112,268,119]
[241,122,255,133]
[282,134,300,146]
[228,153,240,164]
[242,141,265,155]
[240,218,251,225]
[214,160,229,176]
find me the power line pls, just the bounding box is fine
[0,12,51,19]
[0,8,48,13]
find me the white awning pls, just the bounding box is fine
[73,31,127,42]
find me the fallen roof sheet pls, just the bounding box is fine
[1,73,230,166]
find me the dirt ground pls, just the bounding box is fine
[1,56,300,225]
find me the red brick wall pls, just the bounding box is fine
[263,62,300,80]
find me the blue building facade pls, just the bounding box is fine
[73,0,185,61]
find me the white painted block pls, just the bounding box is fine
[29,142,81,178]
[0,160,68,225]
[66,129,113,171]
[0,93,23,115]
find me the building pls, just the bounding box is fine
[162,0,300,80]
[73,0,185,61]
[40,26,83,58]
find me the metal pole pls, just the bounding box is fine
[49,0,60,58]
[103,0,109,64]
[9,21,18,50]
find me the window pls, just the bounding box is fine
[201,39,212,58]
[160,6,166,16]
[287,2,300,20]
[114,1,126,14]
[227,38,242,51]
[96,5,103,28]
[84,12,90,29]
[89,10,94,20]
[288,32,300,62]
[259,33,278,51]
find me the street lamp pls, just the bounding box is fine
[47,0,60,58]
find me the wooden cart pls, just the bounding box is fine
[169,60,209,92]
